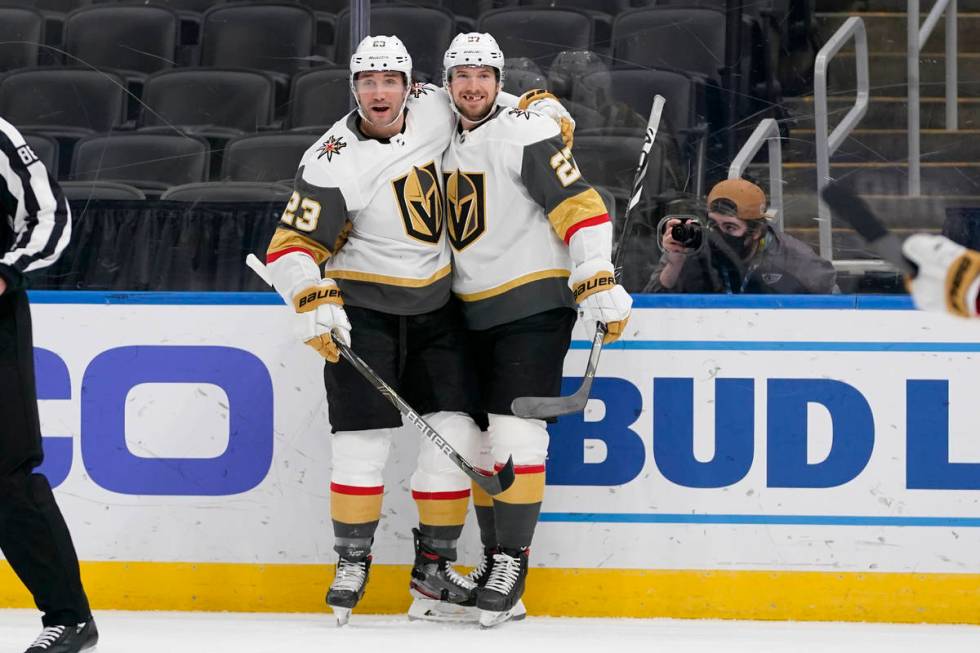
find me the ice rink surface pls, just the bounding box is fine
[2,609,979,653]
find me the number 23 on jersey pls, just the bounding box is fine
[281,191,322,232]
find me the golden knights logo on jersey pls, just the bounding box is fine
[391,161,444,244]
[443,170,486,251]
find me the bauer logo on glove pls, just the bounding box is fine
[296,286,343,312]
[572,273,616,302]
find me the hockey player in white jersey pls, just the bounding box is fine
[441,33,633,627]
[262,34,574,627]
[263,35,486,626]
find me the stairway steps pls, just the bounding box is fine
[783,96,980,130]
[817,12,980,53]
[826,52,980,96]
[818,0,980,11]
[782,128,980,163]
[749,161,980,196]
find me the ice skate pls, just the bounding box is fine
[24,619,98,653]
[407,529,478,622]
[326,555,371,627]
[477,548,529,628]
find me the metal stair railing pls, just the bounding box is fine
[728,118,783,232]
[815,16,870,261]
[908,0,958,196]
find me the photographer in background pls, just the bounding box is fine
[646,178,837,294]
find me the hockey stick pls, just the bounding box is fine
[334,340,515,495]
[819,182,918,276]
[510,94,666,420]
[245,254,516,495]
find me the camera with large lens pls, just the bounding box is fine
[667,216,703,250]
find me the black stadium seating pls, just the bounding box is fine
[199,3,316,78]
[62,5,179,75]
[160,181,292,202]
[60,180,148,201]
[139,68,277,135]
[0,6,44,72]
[286,66,352,129]
[221,133,317,182]
[334,5,456,81]
[478,7,593,72]
[611,7,727,82]
[70,133,210,192]
[0,68,128,137]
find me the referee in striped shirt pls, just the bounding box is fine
[0,117,98,653]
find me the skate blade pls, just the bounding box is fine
[332,606,352,627]
[478,599,527,628]
[408,594,479,623]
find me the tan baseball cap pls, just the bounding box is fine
[706,179,767,221]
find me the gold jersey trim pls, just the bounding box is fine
[266,227,331,266]
[456,269,570,302]
[548,187,607,242]
[325,264,451,288]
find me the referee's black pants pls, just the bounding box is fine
[0,290,91,627]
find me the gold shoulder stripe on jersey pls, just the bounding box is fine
[266,227,331,265]
[456,269,570,302]
[548,188,607,241]
[325,264,451,288]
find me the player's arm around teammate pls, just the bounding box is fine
[263,36,485,626]
[440,32,632,628]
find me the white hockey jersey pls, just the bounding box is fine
[266,83,454,315]
[443,106,610,329]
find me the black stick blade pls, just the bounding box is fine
[510,376,594,419]
[820,182,889,243]
[473,455,515,496]
[820,182,918,276]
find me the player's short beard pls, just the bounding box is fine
[459,96,495,122]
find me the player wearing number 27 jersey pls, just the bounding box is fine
[440,32,632,627]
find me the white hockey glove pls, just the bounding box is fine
[569,259,632,343]
[902,234,980,318]
[518,89,575,148]
[292,280,352,363]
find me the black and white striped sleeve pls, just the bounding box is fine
[0,116,71,291]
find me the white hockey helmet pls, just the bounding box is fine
[350,35,412,81]
[349,35,412,127]
[442,32,505,85]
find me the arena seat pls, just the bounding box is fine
[478,7,593,72]
[70,133,210,192]
[138,68,276,135]
[161,181,292,202]
[0,6,44,71]
[286,66,351,130]
[221,133,317,182]
[63,5,179,76]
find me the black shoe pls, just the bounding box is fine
[476,547,529,615]
[24,620,98,653]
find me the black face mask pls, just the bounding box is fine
[709,222,754,260]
